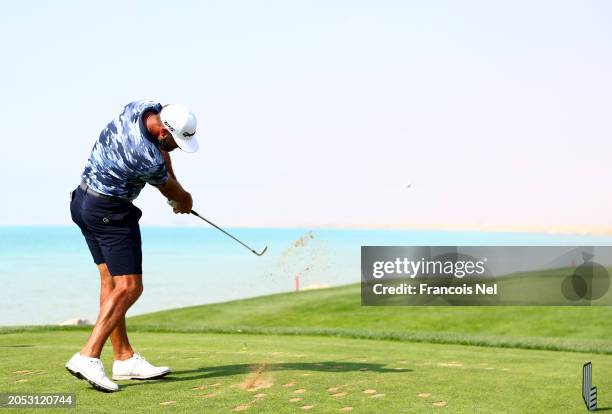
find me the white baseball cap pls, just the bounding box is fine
[159,104,199,153]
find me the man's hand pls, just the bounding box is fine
[172,192,193,214]
[157,176,193,214]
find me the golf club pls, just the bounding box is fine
[169,200,268,256]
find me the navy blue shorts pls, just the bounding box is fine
[70,185,143,276]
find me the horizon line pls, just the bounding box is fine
[1,223,611,236]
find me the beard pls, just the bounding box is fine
[159,137,176,152]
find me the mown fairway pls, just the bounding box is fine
[129,283,612,354]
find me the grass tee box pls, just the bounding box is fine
[2,284,612,412]
[2,331,611,413]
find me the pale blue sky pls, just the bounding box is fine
[0,1,610,228]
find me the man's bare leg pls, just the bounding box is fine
[98,264,136,361]
[80,269,143,359]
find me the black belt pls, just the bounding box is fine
[79,181,131,203]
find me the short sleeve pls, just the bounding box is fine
[142,163,169,187]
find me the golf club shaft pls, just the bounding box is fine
[191,210,267,256]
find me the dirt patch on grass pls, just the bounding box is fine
[437,361,463,367]
[239,364,272,392]
[193,382,223,391]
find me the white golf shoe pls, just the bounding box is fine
[112,352,171,380]
[65,353,119,393]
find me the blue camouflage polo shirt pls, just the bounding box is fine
[81,100,169,200]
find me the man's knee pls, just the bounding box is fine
[113,275,143,302]
[113,285,143,304]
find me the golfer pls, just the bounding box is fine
[65,100,198,392]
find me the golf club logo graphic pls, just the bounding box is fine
[582,362,597,411]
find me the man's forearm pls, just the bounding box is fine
[157,151,193,214]
[158,176,189,202]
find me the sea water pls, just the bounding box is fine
[1,226,611,326]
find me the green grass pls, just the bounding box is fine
[2,283,611,412]
[2,330,610,413]
[127,283,612,354]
